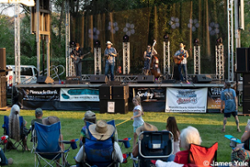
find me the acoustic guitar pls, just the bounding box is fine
[174,50,186,65]
[71,51,90,64]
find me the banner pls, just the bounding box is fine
[207,87,224,112]
[165,88,208,113]
[21,88,60,101]
[60,88,99,102]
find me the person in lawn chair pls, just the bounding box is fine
[75,120,123,167]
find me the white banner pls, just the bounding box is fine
[165,88,208,113]
[60,88,100,102]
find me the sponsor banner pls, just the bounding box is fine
[133,87,166,102]
[207,87,225,112]
[60,88,99,102]
[21,88,60,101]
[165,88,208,113]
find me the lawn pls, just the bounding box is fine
[0,110,248,167]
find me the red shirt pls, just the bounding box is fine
[174,150,189,164]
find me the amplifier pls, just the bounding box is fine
[66,76,81,84]
[37,76,54,84]
[99,84,112,100]
[112,85,129,99]
[90,75,107,83]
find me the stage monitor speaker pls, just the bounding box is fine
[162,79,176,83]
[137,75,155,83]
[90,75,107,83]
[66,76,81,84]
[37,76,54,84]
[193,74,212,83]
[99,85,112,100]
[236,48,250,73]
[0,48,6,71]
[112,85,129,99]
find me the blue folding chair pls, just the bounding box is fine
[34,122,78,167]
[136,131,174,167]
[2,115,25,151]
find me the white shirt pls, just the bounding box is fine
[75,141,123,163]
[133,105,144,127]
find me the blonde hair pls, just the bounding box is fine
[9,105,21,141]
[133,95,144,115]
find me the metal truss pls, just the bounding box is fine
[65,0,71,77]
[94,47,102,75]
[163,41,171,76]
[215,44,225,80]
[123,42,130,74]
[14,4,21,84]
[193,46,201,75]
[227,0,234,81]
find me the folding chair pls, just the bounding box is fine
[34,122,78,167]
[136,131,174,167]
[80,120,120,167]
[2,115,25,151]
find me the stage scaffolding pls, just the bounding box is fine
[163,41,171,76]
[227,0,234,82]
[123,42,130,75]
[215,44,224,80]
[193,46,201,75]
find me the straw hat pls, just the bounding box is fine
[106,41,113,45]
[89,120,115,141]
[42,116,60,125]
[136,122,158,136]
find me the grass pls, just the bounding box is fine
[0,110,248,167]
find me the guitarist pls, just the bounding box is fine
[174,43,190,84]
[104,41,117,81]
[143,40,157,75]
[70,43,83,77]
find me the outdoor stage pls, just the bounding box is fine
[16,80,225,113]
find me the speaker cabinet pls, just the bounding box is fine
[66,76,81,84]
[99,85,112,100]
[193,75,212,83]
[99,99,128,114]
[236,48,250,73]
[90,75,107,83]
[137,75,155,83]
[243,101,250,114]
[37,76,54,84]
[112,85,129,99]
[0,48,6,71]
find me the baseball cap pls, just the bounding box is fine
[35,108,43,115]
[83,110,96,121]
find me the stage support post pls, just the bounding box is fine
[163,41,170,76]
[123,42,130,75]
[14,4,21,84]
[227,0,234,82]
[215,44,224,80]
[94,47,102,75]
[65,0,71,77]
[193,46,201,75]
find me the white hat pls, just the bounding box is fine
[106,41,113,45]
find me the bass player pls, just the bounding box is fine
[174,43,190,84]
[143,40,157,75]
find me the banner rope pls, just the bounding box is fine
[116,119,131,127]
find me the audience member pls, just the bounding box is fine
[75,120,123,166]
[131,95,144,148]
[0,147,13,166]
[79,111,96,147]
[132,122,158,157]
[165,117,180,161]
[174,126,202,164]
[9,104,30,151]
[31,108,43,127]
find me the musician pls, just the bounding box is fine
[143,40,157,75]
[104,41,117,81]
[174,43,190,84]
[70,43,83,77]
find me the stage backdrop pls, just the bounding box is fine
[165,88,208,113]
[207,87,225,113]
[60,88,99,102]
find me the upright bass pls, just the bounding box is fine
[149,40,161,78]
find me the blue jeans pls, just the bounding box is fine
[74,62,82,77]
[167,154,175,162]
[0,148,8,165]
[178,64,188,81]
[105,62,115,81]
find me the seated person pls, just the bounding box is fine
[174,126,202,164]
[0,147,13,166]
[132,122,158,157]
[42,116,69,167]
[9,104,30,151]
[31,108,43,128]
[79,111,96,147]
[75,120,123,167]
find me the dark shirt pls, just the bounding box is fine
[71,48,82,64]
[31,118,43,127]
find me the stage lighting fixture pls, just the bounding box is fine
[193,38,200,46]
[94,40,101,47]
[216,37,223,45]
[123,35,129,42]
[163,34,169,42]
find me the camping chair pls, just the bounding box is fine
[79,120,121,167]
[34,122,78,167]
[2,115,26,151]
[187,143,218,166]
[135,131,174,167]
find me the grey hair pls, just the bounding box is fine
[180,126,202,150]
[9,104,21,141]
